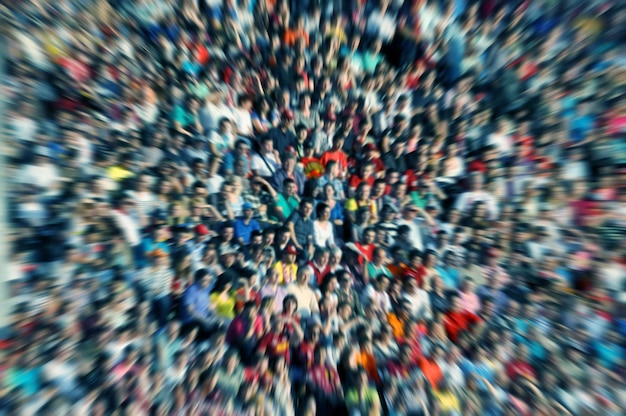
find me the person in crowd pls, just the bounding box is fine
[4,1,626,415]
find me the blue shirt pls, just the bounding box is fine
[234,218,260,245]
[436,266,460,290]
[182,283,211,323]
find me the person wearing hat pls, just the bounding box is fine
[233,202,260,245]
[274,244,299,285]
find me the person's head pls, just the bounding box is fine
[332,134,344,150]
[325,160,338,178]
[282,294,298,315]
[316,202,330,221]
[283,244,298,264]
[297,265,312,285]
[242,202,254,219]
[282,153,297,173]
[315,247,330,266]
[195,268,211,289]
[283,178,297,196]
[299,198,314,218]
[373,247,387,264]
[373,179,386,199]
[356,182,371,200]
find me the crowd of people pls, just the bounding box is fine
[2,0,626,415]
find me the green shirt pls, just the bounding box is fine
[274,194,299,221]
[409,191,433,210]
[346,386,380,413]
[172,105,195,128]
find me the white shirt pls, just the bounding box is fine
[251,152,280,177]
[313,220,335,248]
[403,289,432,320]
[232,107,253,136]
[395,218,424,251]
[488,132,514,157]
[10,115,38,143]
[454,191,499,219]
[111,209,141,246]
[19,163,60,195]
[599,262,626,292]
[366,10,397,42]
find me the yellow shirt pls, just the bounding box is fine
[210,292,236,319]
[274,261,298,285]
[108,166,135,182]
[433,390,460,413]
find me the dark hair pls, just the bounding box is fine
[316,202,329,217]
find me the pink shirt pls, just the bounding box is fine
[459,291,481,315]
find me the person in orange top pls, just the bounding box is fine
[418,344,444,388]
[320,135,349,173]
[283,16,309,47]
[386,246,408,279]
[356,336,380,385]
[387,300,412,341]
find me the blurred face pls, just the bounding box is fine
[284,158,296,172]
[357,185,371,200]
[301,202,313,218]
[319,206,331,220]
[284,182,297,196]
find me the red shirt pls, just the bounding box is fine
[355,243,375,262]
[309,364,341,394]
[259,331,291,363]
[404,265,426,288]
[294,341,317,370]
[309,261,331,286]
[348,174,375,190]
[506,360,536,380]
[443,310,482,343]
[321,150,349,171]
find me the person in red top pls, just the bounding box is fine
[226,301,264,363]
[404,248,426,287]
[259,316,296,364]
[347,160,377,194]
[307,347,344,412]
[443,295,483,343]
[320,135,349,173]
[243,353,274,389]
[358,144,386,176]
[505,344,537,381]
[308,247,331,286]
[386,344,418,382]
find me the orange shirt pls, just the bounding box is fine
[419,357,443,388]
[356,349,380,384]
[388,313,407,341]
[284,29,309,47]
